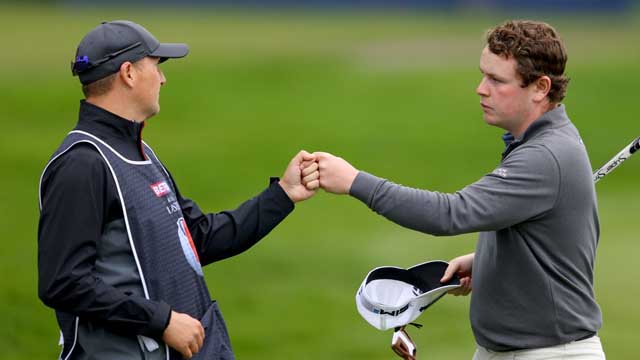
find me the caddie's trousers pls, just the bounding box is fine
[472,335,605,360]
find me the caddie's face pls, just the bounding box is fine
[133,56,166,120]
[476,47,534,134]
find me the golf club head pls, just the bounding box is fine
[391,326,417,360]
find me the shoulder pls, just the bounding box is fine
[46,142,106,172]
[41,143,110,192]
[506,141,559,171]
[530,126,589,172]
[499,141,561,187]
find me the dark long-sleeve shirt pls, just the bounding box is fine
[38,100,294,338]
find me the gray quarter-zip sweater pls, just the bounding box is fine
[350,105,602,351]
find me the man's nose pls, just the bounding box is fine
[476,77,489,97]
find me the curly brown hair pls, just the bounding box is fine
[486,20,569,103]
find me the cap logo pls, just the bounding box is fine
[73,56,91,73]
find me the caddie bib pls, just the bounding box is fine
[41,130,234,360]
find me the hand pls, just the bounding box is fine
[312,152,359,194]
[162,311,205,359]
[279,150,319,203]
[441,253,474,296]
[300,159,320,190]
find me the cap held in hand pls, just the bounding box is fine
[356,260,461,331]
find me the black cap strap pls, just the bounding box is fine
[72,42,142,76]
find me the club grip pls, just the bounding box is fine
[631,137,640,154]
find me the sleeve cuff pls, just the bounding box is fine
[349,171,386,206]
[140,301,172,338]
[269,178,295,213]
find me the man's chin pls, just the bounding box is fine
[145,106,160,120]
[482,114,499,127]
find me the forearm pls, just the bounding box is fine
[38,271,171,337]
[349,172,476,235]
[39,212,170,338]
[349,161,558,236]
[38,213,170,338]
[183,180,294,265]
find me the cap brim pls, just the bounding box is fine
[408,260,461,291]
[150,43,189,59]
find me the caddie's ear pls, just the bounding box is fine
[532,75,552,102]
[118,61,136,88]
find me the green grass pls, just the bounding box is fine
[1,6,639,359]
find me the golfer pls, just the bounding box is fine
[38,21,319,360]
[306,20,605,359]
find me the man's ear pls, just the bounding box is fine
[532,75,551,102]
[118,61,135,88]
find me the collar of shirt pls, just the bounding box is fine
[502,132,516,148]
[501,104,570,159]
[75,100,147,161]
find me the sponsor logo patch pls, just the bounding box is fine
[492,167,508,178]
[150,181,172,197]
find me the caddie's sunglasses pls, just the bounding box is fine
[71,42,142,76]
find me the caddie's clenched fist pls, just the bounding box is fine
[279,150,319,203]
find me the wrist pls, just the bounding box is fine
[346,169,359,193]
[140,301,172,338]
[278,179,297,203]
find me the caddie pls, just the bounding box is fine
[38,20,320,360]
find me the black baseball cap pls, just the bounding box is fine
[72,20,189,85]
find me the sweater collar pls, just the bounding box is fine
[502,104,569,158]
[78,100,144,140]
[76,100,146,160]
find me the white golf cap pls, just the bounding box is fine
[356,260,461,331]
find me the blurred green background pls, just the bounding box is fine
[1,4,639,359]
